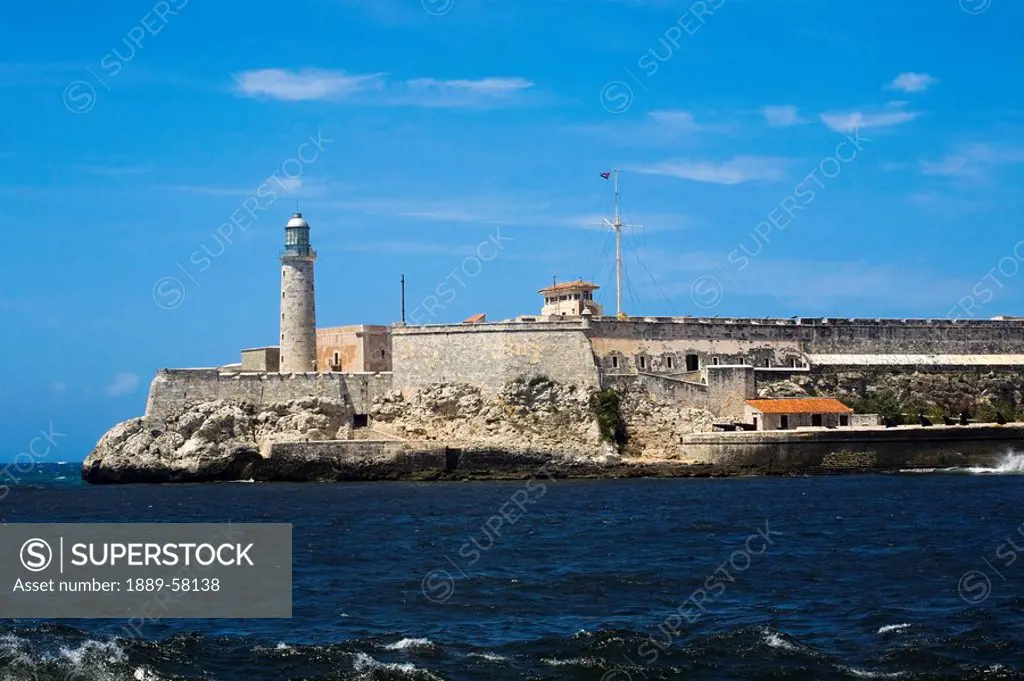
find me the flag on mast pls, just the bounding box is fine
[599,172,611,180]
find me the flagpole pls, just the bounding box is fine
[614,169,624,319]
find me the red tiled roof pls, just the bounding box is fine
[745,398,852,414]
[538,279,600,294]
[463,313,487,324]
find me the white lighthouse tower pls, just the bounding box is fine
[279,212,317,373]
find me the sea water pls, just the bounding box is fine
[0,461,1022,680]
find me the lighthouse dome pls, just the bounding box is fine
[286,213,309,229]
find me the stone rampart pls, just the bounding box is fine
[144,369,393,426]
[391,321,599,396]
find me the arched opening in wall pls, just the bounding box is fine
[612,356,619,369]
[686,354,699,371]
[332,352,340,370]
[666,356,673,370]
[639,356,647,370]
[764,358,772,367]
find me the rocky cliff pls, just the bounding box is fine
[82,398,353,483]
[82,376,718,483]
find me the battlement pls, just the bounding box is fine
[145,368,393,426]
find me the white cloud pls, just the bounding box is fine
[888,72,937,93]
[647,110,703,132]
[232,69,534,108]
[762,105,806,127]
[232,68,384,101]
[631,156,789,185]
[920,143,1024,178]
[105,372,140,398]
[401,77,534,107]
[820,105,921,132]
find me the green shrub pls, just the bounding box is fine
[590,389,628,450]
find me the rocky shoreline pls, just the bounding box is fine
[81,376,1022,484]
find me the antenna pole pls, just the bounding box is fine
[614,169,624,319]
[400,273,406,324]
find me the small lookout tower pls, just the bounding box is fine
[280,212,318,372]
[538,280,603,317]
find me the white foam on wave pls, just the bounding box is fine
[877,623,912,634]
[384,637,437,651]
[58,639,127,666]
[541,657,604,668]
[901,451,1024,475]
[133,667,161,681]
[837,664,904,679]
[467,651,508,662]
[762,629,801,653]
[352,652,441,680]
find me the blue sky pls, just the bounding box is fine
[1,0,1023,460]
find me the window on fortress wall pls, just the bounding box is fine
[764,359,772,367]
[713,357,720,365]
[639,357,646,370]
[666,356,673,369]
[812,414,823,427]
[780,415,790,430]
[686,354,699,371]
[612,356,618,369]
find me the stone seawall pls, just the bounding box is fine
[143,369,393,426]
[678,425,1024,474]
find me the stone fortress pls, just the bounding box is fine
[147,211,1024,426]
[85,211,1024,483]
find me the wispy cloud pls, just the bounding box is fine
[401,77,533,107]
[232,68,534,108]
[630,156,789,185]
[105,372,140,398]
[762,105,807,127]
[662,251,967,309]
[820,104,921,132]
[169,175,305,196]
[232,68,384,101]
[887,72,937,93]
[920,143,1024,178]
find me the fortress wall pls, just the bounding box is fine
[603,373,711,410]
[391,321,600,396]
[586,318,1024,351]
[585,318,1024,370]
[144,369,393,426]
[705,366,757,419]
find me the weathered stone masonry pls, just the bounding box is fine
[144,369,392,427]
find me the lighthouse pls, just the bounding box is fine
[279,212,317,372]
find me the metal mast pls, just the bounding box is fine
[613,169,623,319]
[602,169,630,319]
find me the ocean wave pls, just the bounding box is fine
[467,651,508,662]
[351,652,442,680]
[760,628,804,653]
[836,664,904,679]
[901,451,1024,475]
[541,656,606,668]
[877,624,912,634]
[383,637,437,651]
